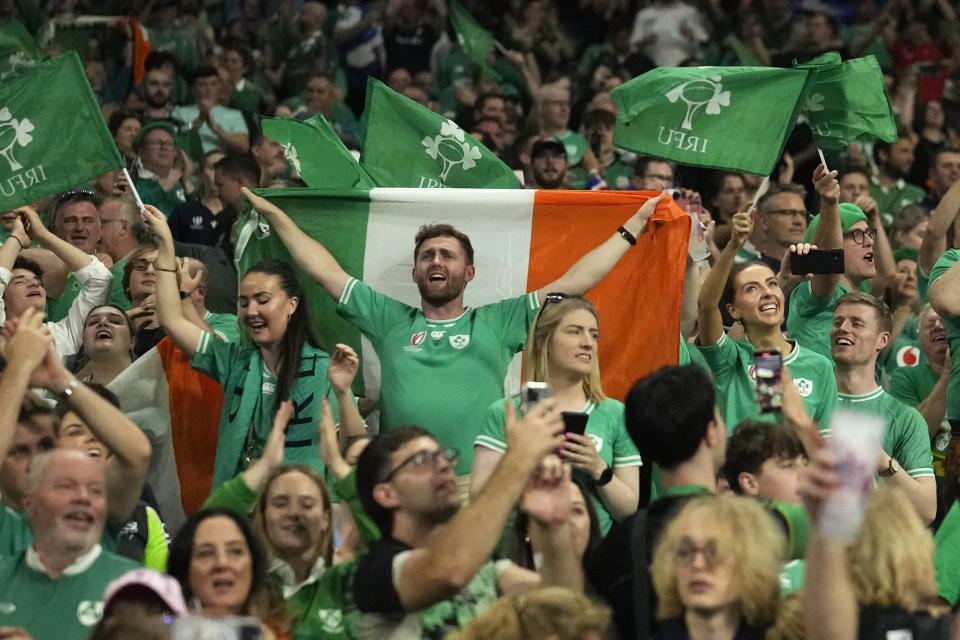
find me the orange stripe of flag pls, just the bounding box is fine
[527,190,690,401]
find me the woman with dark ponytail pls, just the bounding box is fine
[143,204,366,492]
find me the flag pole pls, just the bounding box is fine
[123,168,145,213]
[817,148,828,171]
[750,176,770,210]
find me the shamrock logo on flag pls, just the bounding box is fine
[281,142,302,175]
[422,120,483,181]
[0,107,34,172]
[666,76,731,131]
[803,93,825,113]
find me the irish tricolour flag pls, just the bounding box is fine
[236,188,690,402]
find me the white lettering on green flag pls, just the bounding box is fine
[360,77,519,188]
[0,52,123,209]
[612,66,812,175]
[795,52,897,151]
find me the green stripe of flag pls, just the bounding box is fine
[237,189,371,394]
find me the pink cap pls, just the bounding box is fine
[103,568,188,615]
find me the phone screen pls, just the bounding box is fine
[753,350,783,413]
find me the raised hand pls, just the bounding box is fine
[629,192,666,237]
[520,462,572,528]
[177,257,202,295]
[505,398,565,465]
[139,205,174,249]
[1,307,51,374]
[15,206,50,244]
[328,343,359,395]
[778,242,816,293]
[262,399,293,469]
[729,208,753,249]
[561,432,605,480]
[317,396,350,479]
[813,163,840,204]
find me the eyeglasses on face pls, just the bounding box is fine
[382,447,460,482]
[675,539,723,568]
[844,227,878,245]
[131,258,158,272]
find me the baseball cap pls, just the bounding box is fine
[133,120,179,152]
[103,568,188,616]
[531,136,567,159]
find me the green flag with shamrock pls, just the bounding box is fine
[0,20,42,80]
[261,114,374,189]
[448,0,501,81]
[611,65,812,175]
[795,52,897,151]
[0,51,123,210]
[360,77,519,188]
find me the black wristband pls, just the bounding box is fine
[617,226,637,246]
[595,465,614,486]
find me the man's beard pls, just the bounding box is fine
[417,280,461,307]
[422,502,459,526]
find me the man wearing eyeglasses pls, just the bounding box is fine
[133,121,193,217]
[786,164,897,361]
[350,403,582,639]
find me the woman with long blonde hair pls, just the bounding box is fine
[469,294,641,533]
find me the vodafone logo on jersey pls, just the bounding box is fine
[411,331,426,346]
[896,346,921,367]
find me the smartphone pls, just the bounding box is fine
[753,350,783,414]
[789,248,844,275]
[520,382,551,414]
[561,411,588,436]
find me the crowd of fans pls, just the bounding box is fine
[1,0,960,638]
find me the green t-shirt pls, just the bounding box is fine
[780,558,804,595]
[284,562,356,640]
[555,129,589,189]
[135,177,187,217]
[604,158,634,190]
[787,280,872,361]
[936,500,960,605]
[869,179,926,223]
[837,388,935,478]
[877,316,924,388]
[0,547,140,640]
[205,310,240,342]
[930,249,960,421]
[696,333,838,434]
[474,396,642,533]
[337,278,540,475]
[678,334,710,372]
[46,258,131,323]
[0,504,32,557]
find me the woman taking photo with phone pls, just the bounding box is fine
[469,294,641,533]
[696,202,837,434]
[142,204,358,491]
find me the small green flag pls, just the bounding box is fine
[0,52,123,210]
[611,66,812,175]
[360,77,519,188]
[261,114,374,189]
[448,0,500,81]
[0,20,42,80]
[795,52,897,151]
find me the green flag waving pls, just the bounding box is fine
[360,77,519,188]
[795,52,897,151]
[0,20,42,80]
[262,114,374,189]
[448,0,500,81]
[611,66,812,175]
[0,52,122,209]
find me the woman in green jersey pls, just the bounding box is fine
[697,208,837,435]
[471,294,642,533]
[144,205,363,490]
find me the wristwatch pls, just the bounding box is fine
[879,457,899,478]
[595,465,614,486]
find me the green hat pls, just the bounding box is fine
[133,120,178,152]
[803,202,868,244]
[893,247,919,263]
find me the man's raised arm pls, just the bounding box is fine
[242,187,351,300]
[810,165,843,300]
[536,193,664,303]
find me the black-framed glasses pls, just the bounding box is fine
[131,258,158,272]
[675,539,723,568]
[382,447,459,482]
[844,227,878,245]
